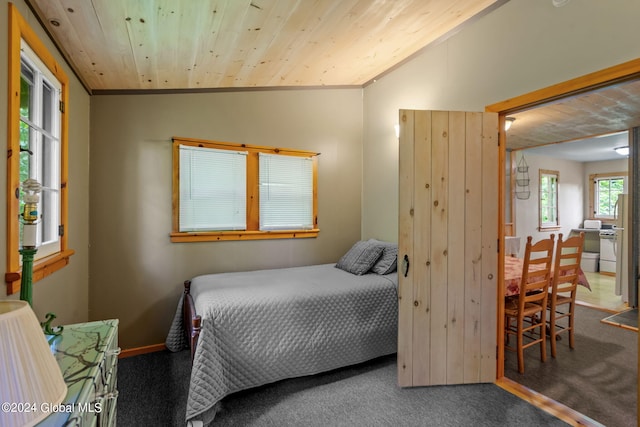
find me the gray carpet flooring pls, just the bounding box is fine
[602,308,638,330]
[117,305,634,426]
[504,304,637,427]
[118,350,567,426]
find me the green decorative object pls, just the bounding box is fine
[18,247,37,306]
[41,312,64,336]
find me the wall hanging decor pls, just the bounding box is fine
[515,155,531,200]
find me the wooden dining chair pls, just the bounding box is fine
[504,234,555,374]
[547,232,584,358]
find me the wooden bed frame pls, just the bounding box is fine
[182,280,201,362]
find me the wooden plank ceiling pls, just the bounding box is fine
[506,78,640,150]
[26,0,640,152]
[27,0,500,92]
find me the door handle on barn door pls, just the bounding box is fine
[402,254,410,277]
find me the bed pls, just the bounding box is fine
[165,240,399,425]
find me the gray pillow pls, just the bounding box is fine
[335,240,383,275]
[370,240,398,275]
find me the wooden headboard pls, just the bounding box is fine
[182,280,201,362]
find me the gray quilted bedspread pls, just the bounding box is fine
[166,263,398,424]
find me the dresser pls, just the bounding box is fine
[38,319,120,427]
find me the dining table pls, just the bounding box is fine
[503,256,592,297]
[504,236,521,256]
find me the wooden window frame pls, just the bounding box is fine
[5,4,74,295]
[538,169,560,231]
[171,136,319,243]
[588,172,628,220]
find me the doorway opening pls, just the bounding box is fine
[486,57,640,425]
[512,130,630,313]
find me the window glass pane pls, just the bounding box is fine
[19,66,35,251]
[19,121,31,182]
[42,81,54,133]
[179,145,247,231]
[259,153,313,230]
[596,177,624,217]
[40,133,60,248]
[19,42,62,258]
[40,189,59,244]
[540,172,558,226]
[598,179,610,215]
[41,134,59,189]
[19,66,33,121]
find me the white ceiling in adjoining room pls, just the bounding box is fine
[519,131,630,163]
[505,77,640,159]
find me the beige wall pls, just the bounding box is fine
[0,1,90,324]
[513,153,584,257]
[5,0,640,349]
[362,0,640,241]
[513,155,630,249]
[89,89,363,348]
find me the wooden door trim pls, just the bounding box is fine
[496,377,602,426]
[486,57,640,381]
[487,58,640,114]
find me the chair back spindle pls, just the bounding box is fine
[547,232,585,357]
[504,234,555,374]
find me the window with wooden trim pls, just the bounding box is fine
[5,5,74,295]
[539,169,559,230]
[20,42,62,259]
[589,172,627,219]
[171,137,319,242]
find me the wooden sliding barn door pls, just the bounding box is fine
[398,110,498,387]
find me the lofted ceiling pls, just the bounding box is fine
[25,0,640,156]
[26,0,501,92]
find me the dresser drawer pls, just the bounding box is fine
[38,319,119,427]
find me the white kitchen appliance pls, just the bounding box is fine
[581,251,600,273]
[614,194,629,302]
[583,219,602,229]
[580,219,601,272]
[599,229,617,273]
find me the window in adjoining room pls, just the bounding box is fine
[590,173,627,219]
[5,5,73,295]
[539,169,559,230]
[171,137,319,243]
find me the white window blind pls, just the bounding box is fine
[179,145,247,231]
[259,153,313,230]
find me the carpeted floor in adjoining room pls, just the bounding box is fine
[602,308,639,330]
[118,349,568,427]
[504,304,638,427]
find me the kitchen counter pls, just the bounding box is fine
[570,228,600,253]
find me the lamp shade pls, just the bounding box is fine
[0,301,67,427]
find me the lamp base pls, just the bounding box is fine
[19,247,38,306]
[19,247,63,336]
